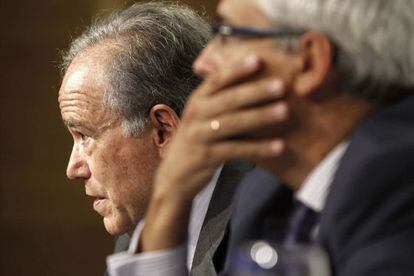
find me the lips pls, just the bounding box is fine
[93,197,109,216]
[85,184,109,216]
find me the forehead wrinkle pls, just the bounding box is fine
[58,86,102,102]
[60,97,100,124]
[60,94,120,134]
[59,78,103,102]
[58,43,122,134]
[60,89,106,127]
[59,90,100,111]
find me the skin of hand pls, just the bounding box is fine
[140,54,289,252]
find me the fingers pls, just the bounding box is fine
[200,78,285,119]
[196,55,262,97]
[200,102,288,141]
[205,139,285,165]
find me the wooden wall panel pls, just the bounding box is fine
[0,0,217,275]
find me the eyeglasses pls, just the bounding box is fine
[212,25,304,45]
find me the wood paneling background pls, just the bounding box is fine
[0,1,217,275]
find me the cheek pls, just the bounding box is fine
[95,139,158,214]
[259,46,298,81]
[198,44,259,76]
[194,42,224,77]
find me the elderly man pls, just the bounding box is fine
[58,2,269,273]
[108,0,414,275]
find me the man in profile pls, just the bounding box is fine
[58,2,263,273]
[108,0,414,275]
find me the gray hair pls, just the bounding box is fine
[258,0,414,102]
[61,2,211,136]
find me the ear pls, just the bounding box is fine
[149,104,180,158]
[292,32,334,97]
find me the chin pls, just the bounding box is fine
[103,216,129,236]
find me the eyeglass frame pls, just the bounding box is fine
[211,25,305,44]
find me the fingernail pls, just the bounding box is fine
[273,103,288,119]
[268,80,283,95]
[244,55,259,69]
[270,140,284,154]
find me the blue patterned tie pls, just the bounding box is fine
[283,201,320,247]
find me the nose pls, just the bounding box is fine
[66,145,91,180]
[193,40,222,78]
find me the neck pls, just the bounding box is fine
[263,92,377,191]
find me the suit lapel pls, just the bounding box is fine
[221,167,294,275]
[318,96,414,271]
[191,161,254,275]
[229,167,294,248]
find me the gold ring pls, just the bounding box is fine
[210,119,220,131]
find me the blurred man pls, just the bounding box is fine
[108,0,414,275]
[58,2,266,273]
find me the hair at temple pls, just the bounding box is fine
[61,2,211,136]
[259,0,414,103]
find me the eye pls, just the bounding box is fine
[75,131,90,144]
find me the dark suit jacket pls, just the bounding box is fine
[224,96,414,275]
[108,161,253,276]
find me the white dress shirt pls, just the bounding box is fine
[107,142,349,276]
[296,142,349,212]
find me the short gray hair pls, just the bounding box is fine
[61,2,211,136]
[258,0,414,103]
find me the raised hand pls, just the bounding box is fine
[140,55,289,252]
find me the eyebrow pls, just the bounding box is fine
[63,118,79,128]
[213,14,224,24]
[63,118,94,133]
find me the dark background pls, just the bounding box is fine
[0,0,217,275]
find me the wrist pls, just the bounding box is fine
[140,187,193,252]
[153,172,197,204]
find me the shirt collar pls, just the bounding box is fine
[295,142,349,212]
[127,165,223,270]
[187,165,223,268]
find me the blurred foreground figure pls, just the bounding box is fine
[108,0,414,275]
[58,2,258,273]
